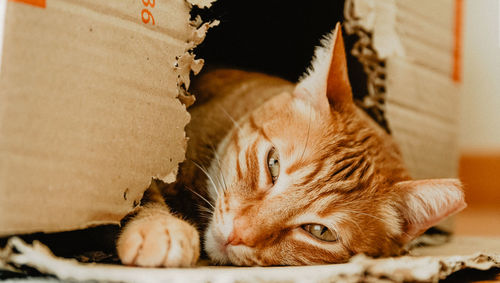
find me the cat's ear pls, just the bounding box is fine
[294,22,353,112]
[396,179,466,243]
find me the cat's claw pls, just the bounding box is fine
[117,215,200,267]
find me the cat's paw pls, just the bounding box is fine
[117,215,200,267]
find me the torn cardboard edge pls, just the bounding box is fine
[162,15,220,179]
[186,0,217,9]
[344,0,390,131]
[175,18,219,109]
[345,0,406,59]
[1,237,499,283]
[169,10,218,185]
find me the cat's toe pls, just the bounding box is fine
[116,227,144,265]
[117,216,200,267]
[162,224,199,267]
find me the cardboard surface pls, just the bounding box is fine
[0,0,213,235]
[0,0,6,69]
[1,236,499,282]
[387,0,460,179]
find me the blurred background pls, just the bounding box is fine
[456,0,500,236]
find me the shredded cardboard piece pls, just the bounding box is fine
[186,0,217,9]
[159,171,179,184]
[345,0,405,59]
[176,19,219,108]
[190,19,220,48]
[175,52,203,107]
[1,237,499,283]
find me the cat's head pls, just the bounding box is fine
[204,23,466,266]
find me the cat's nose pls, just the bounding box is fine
[226,231,242,246]
[226,230,256,247]
[226,217,257,247]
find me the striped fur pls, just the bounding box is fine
[203,86,411,265]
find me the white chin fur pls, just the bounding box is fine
[204,221,231,265]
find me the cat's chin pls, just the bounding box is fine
[204,222,231,265]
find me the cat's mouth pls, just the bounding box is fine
[204,222,232,264]
[205,225,259,266]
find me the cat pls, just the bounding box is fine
[116,23,466,267]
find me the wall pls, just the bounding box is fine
[458,0,500,216]
[460,0,500,151]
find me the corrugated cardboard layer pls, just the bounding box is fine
[1,237,499,283]
[0,0,208,235]
[348,0,460,179]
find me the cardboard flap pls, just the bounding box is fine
[0,0,213,235]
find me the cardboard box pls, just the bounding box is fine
[0,0,214,236]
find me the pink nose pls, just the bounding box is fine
[226,231,243,246]
[225,217,257,247]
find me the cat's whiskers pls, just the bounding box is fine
[196,204,214,220]
[298,102,313,163]
[197,203,214,214]
[191,160,221,199]
[218,104,242,134]
[209,142,229,193]
[184,185,215,211]
[196,204,214,217]
[218,172,227,195]
[210,161,226,197]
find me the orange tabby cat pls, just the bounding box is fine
[116,23,466,267]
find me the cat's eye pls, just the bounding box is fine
[267,147,280,183]
[302,224,338,242]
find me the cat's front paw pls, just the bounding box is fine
[117,214,200,267]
